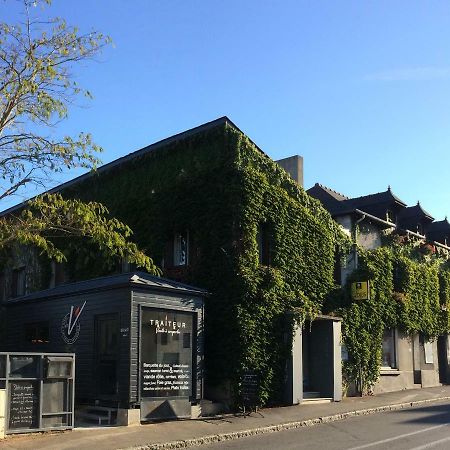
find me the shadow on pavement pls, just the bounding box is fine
[396,403,450,426]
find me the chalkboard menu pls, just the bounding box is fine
[8,381,39,430]
[140,308,194,398]
[241,371,259,407]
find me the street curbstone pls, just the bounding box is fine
[121,396,450,450]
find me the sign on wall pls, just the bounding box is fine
[140,308,194,398]
[351,281,370,301]
[60,301,86,345]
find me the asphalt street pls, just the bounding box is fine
[199,402,450,450]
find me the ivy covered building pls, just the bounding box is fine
[308,183,450,395]
[0,117,349,417]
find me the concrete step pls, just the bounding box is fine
[196,399,228,417]
[76,411,111,426]
[302,397,333,405]
[303,391,322,399]
[76,405,117,426]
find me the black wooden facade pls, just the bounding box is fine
[0,272,206,413]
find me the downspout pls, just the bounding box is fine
[354,212,366,395]
[353,214,366,270]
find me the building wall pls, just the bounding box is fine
[372,331,440,395]
[1,288,132,406]
[0,121,345,404]
[357,222,382,250]
[52,122,342,403]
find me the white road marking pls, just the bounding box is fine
[347,424,449,450]
[410,435,450,450]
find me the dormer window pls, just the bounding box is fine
[386,209,395,223]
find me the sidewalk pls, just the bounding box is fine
[2,386,450,450]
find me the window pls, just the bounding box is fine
[25,322,49,344]
[173,231,188,266]
[333,251,342,285]
[141,308,194,398]
[381,328,397,369]
[0,273,5,302]
[49,262,67,288]
[423,339,434,364]
[257,222,273,266]
[12,266,26,298]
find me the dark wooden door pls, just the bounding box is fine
[94,313,119,398]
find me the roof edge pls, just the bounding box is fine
[1,116,261,217]
[5,271,208,304]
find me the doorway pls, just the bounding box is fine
[302,319,334,398]
[437,335,449,384]
[94,313,119,398]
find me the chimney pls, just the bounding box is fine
[275,155,303,187]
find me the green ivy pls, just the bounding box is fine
[31,120,450,402]
[335,242,450,394]
[45,123,350,405]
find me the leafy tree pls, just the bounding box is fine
[0,0,159,273]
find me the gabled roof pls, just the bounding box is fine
[427,218,450,232]
[6,271,208,303]
[398,202,434,222]
[309,184,407,218]
[311,183,349,202]
[343,187,407,211]
[306,183,349,214]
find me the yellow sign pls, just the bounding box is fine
[351,281,370,301]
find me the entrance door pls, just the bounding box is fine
[438,335,448,384]
[94,314,119,398]
[412,333,422,385]
[302,320,334,398]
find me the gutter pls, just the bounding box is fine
[432,241,450,251]
[354,209,396,229]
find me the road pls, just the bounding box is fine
[199,402,450,450]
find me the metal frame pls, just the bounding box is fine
[0,352,75,435]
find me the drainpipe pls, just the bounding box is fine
[353,214,366,269]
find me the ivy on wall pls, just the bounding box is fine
[10,119,450,404]
[332,237,450,394]
[36,122,350,405]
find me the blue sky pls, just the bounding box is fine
[4,1,450,219]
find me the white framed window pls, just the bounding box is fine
[381,328,397,369]
[424,339,434,364]
[173,231,189,266]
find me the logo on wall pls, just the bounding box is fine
[149,316,186,335]
[61,301,86,344]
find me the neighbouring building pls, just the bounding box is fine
[308,183,450,394]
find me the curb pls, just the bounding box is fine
[121,396,450,450]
